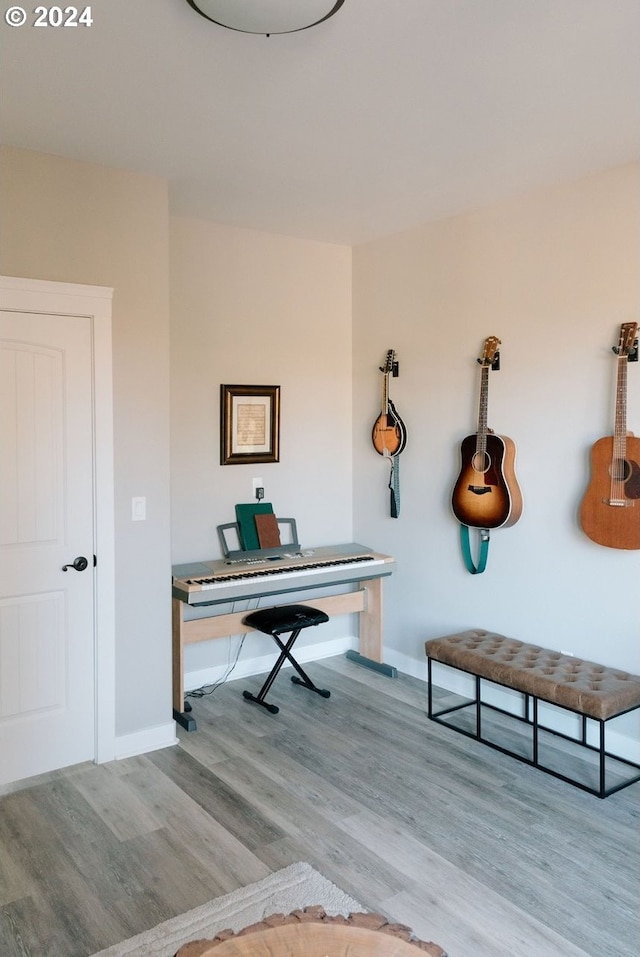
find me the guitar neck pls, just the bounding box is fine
[475,364,490,450]
[381,373,390,417]
[613,353,628,459]
[606,323,636,505]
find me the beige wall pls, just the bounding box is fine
[353,164,640,702]
[0,145,172,737]
[3,143,638,752]
[0,145,353,738]
[169,216,354,671]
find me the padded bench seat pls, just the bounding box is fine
[425,629,640,798]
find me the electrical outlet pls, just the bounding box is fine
[255,486,264,501]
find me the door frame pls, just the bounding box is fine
[0,275,116,765]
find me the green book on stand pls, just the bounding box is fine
[235,502,274,552]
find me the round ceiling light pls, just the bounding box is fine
[184,1,346,35]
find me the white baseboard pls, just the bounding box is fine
[384,647,429,682]
[426,659,640,764]
[607,728,640,763]
[112,641,638,769]
[184,635,354,692]
[113,720,178,761]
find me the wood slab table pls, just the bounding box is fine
[175,908,447,957]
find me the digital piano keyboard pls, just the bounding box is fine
[172,542,395,605]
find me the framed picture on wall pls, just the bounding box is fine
[220,384,280,465]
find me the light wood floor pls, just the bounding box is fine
[0,655,638,957]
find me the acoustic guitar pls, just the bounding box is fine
[451,336,523,529]
[579,322,640,550]
[372,350,407,457]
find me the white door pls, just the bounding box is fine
[0,305,100,785]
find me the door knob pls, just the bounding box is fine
[62,556,89,572]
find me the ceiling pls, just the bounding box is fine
[1,0,639,245]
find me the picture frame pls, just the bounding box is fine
[220,384,280,465]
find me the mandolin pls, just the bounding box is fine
[372,350,407,457]
[452,336,523,529]
[579,322,640,550]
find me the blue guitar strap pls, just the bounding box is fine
[389,455,400,518]
[460,524,490,574]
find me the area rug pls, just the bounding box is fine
[91,862,364,957]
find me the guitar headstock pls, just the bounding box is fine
[614,322,639,357]
[380,350,397,375]
[478,336,501,367]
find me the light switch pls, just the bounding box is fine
[132,496,146,521]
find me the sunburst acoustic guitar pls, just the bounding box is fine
[579,322,640,550]
[452,336,523,529]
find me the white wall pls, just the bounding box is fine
[353,164,640,744]
[3,144,638,759]
[0,146,173,743]
[169,217,354,677]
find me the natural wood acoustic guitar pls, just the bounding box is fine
[372,349,407,457]
[579,322,640,549]
[451,336,523,529]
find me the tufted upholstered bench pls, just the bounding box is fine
[425,629,640,798]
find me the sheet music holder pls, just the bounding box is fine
[217,515,299,560]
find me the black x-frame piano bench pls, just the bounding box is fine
[241,604,330,714]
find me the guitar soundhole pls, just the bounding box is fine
[471,451,491,473]
[610,458,631,482]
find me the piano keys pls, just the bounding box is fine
[172,542,396,731]
[172,542,395,605]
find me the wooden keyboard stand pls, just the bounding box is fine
[172,576,396,731]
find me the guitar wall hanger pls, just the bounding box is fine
[477,350,500,371]
[613,338,638,362]
[379,358,399,376]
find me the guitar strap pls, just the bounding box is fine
[388,455,400,518]
[460,524,490,574]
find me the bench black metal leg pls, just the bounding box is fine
[425,655,640,798]
[598,719,606,799]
